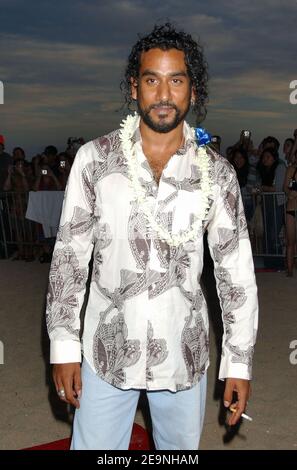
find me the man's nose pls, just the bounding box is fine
[157,80,171,102]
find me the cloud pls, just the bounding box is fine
[0,0,296,154]
[211,70,291,107]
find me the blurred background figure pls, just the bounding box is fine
[12,146,26,163]
[257,148,286,269]
[33,151,62,191]
[3,158,33,261]
[32,147,62,263]
[283,130,297,277]
[65,137,84,165]
[282,138,294,166]
[229,147,255,222]
[0,134,12,190]
[225,146,234,161]
[210,135,221,153]
[56,152,71,190]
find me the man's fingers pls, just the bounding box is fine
[224,378,250,426]
[52,363,81,408]
[74,368,82,400]
[55,376,68,403]
[223,379,234,408]
[63,380,80,408]
[228,401,245,426]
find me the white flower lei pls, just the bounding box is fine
[119,114,212,247]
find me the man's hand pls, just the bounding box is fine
[223,378,251,426]
[53,363,82,409]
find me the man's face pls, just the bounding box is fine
[131,48,194,133]
[13,149,24,160]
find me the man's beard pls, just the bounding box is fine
[137,100,190,133]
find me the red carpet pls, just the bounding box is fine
[24,423,152,450]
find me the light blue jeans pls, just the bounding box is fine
[71,359,207,450]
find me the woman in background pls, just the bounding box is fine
[283,130,297,276]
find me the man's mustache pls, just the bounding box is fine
[147,101,178,112]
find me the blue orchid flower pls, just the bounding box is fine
[195,127,212,146]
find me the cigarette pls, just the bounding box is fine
[230,405,253,422]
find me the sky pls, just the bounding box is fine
[0,0,296,157]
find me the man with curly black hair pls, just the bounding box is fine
[47,23,258,450]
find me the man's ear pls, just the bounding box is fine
[130,77,138,100]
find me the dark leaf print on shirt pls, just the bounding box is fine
[46,246,88,335]
[146,321,169,381]
[57,206,95,245]
[216,266,254,369]
[229,344,254,377]
[216,266,247,314]
[128,205,151,270]
[212,227,239,264]
[93,131,129,181]
[162,164,202,192]
[149,238,191,298]
[181,290,209,382]
[93,312,141,387]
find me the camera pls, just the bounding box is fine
[289,180,297,191]
[242,130,251,138]
[41,169,48,175]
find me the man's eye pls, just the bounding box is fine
[146,78,157,84]
[172,79,182,84]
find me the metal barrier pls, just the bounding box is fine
[248,192,287,258]
[0,192,39,259]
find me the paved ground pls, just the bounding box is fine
[0,259,296,450]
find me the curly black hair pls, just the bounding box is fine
[120,23,209,124]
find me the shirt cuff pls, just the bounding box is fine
[219,354,252,381]
[50,340,82,363]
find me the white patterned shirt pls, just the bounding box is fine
[46,117,258,392]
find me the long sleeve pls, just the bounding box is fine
[207,157,258,380]
[46,144,96,363]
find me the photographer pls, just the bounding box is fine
[56,152,71,190]
[283,129,297,276]
[65,137,84,164]
[33,154,62,191]
[31,153,62,263]
[3,158,30,192]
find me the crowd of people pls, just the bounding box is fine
[0,137,85,193]
[0,136,84,262]
[0,129,297,275]
[216,129,297,275]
